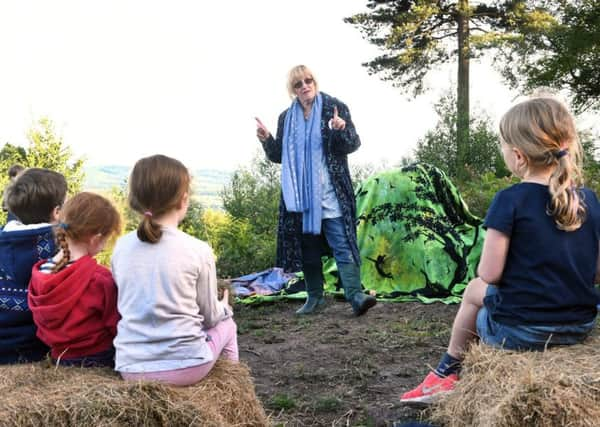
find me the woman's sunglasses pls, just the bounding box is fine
[293,77,314,89]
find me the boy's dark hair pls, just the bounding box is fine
[5,168,67,224]
[7,164,25,179]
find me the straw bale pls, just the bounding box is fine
[430,334,600,427]
[0,359,268,427]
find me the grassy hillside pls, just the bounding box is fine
[83,165,231,209]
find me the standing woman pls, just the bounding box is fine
[256,64,376,316]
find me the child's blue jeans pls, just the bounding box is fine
[476,286,595,351]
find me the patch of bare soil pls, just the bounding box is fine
[236,297,459,426]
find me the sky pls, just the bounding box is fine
[0,0,520,172]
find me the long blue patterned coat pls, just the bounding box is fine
[261,92,361,272]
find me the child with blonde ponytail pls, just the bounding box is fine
[401,96,600,404]
[111,154,237,386]
[28,192,122,367]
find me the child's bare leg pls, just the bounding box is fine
[447,277,488,359]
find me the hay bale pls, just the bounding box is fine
[430,335,600,427]
[0,359,268,427]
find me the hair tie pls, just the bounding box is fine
[58,222,69,230]
[143,211,153,217]
[555,149,569,159]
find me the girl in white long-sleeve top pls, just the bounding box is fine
[112,154,237,386]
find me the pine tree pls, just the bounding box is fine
[345,0,555,178]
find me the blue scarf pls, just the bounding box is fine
[281,93,323,234]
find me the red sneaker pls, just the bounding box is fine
[400,371,458,404]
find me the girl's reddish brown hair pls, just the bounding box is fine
[128,154,191,244]
[54,192,122,272]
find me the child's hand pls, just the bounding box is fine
[220,288,233,313]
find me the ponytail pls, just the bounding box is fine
[137,212,163,243]
[548,150,586,231]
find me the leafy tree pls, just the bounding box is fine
[201,209,230,249]
[212,216,275,278]
[345,0,554,178]
[580,128,600,195]
[217,152,281,276]
[414,91,509,179]
[500,0,600,112]
[221,152,280,236]
[1,118,85,223]
[180,196,207,241]
[0,143,27,165]
[25,117,85,194]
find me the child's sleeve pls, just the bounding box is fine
[483,190,515,236]
[195,247,231,329]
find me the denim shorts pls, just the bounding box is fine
[476,286,595,351]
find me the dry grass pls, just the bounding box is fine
[0,359,268,427]
[430,334,600,427]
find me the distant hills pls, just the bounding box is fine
[83,165,231,209]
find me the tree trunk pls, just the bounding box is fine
[456,0,470,180]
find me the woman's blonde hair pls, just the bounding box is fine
[286,64,319,99]
[54,192,122,272]
[499,97,586,231]
[128,154,191,244]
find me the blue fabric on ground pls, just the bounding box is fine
[231,267,298,297]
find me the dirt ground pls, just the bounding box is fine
[236,296,459,427]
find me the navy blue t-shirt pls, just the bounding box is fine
[483,183,599,326]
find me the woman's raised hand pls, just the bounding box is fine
[255,117,270,142]
[331,106,346,131]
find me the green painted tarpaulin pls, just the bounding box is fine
[239,164,485,304]
[324,163,484,303]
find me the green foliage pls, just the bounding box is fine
[24,117,85,195]
[268,394,296,410]
[344,0,550,94]
[581,129,600,195]
[414,91,510,179]
[180,196,208,241]
[216,152,279,276]
[454,128,600,219]
[108,185,138,234]
[500,0,600,112]
[1,118,85,224]
[313,396,342,413]
[221,152,279,235]
[457,172,518,218]
[346,1,554,177]
[211,216,276,278]
[0,143,27,165]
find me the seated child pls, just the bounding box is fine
[0,168,67,363]
[111,154,238,386]
[401,96,600,404]
[28,192,121,367]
